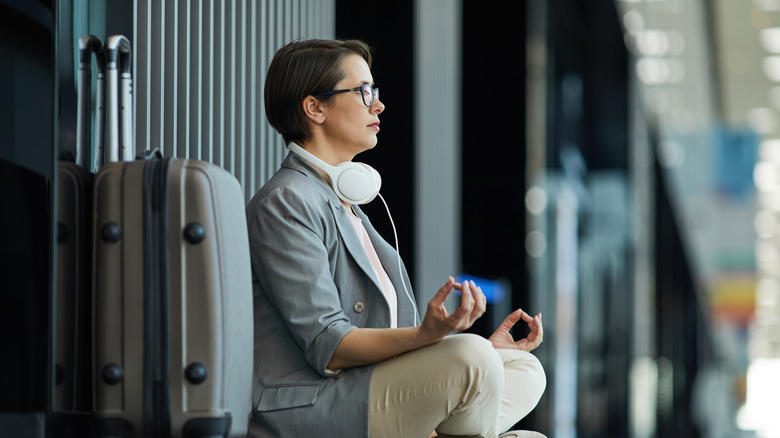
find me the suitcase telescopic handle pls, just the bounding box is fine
[76,35,105,171]
[105,35,133,163]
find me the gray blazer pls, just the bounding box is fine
[246,152,419,437]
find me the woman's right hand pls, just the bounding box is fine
[418,277,487,343]
[327,277,487,370]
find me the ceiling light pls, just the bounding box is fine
[753,0,780,12]
[760,28,780,53]
[667,31,686,56]
[525,186,548,216]
[759,138,780,162]
[758,192,780,210]
[763,56,780,81]
[754,161,780,190]
[747,107,778,134]
[525,231,547,258]
[754,210,777,237]
[623,10,644,32]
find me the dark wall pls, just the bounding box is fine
[654,151,709,438]
[546,1,631,436]
[461,1,530,331]
[337,0,535,333]
[548,0,628,171]
[0,0,55,413]
[337,1,534,333]
[336,0,417,278]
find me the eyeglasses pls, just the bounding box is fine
[313,84,379,107]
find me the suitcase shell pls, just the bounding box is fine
[55,160,93,413]
[92,156,253,437]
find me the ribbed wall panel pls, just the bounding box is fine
[414,0,462,306]
[133,0,335,200]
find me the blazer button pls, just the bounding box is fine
[353,301,365,313]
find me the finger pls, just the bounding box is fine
[427,278,457,319]
[451,281,475,321]
[535,313,543,339]
[519,310,535,324]
[526,314,539,332]
[470,281,487,320]
[451,281,464,293]
[460,280,475,308]
[524,315,543,348]
[528,313,540,332]
[469,281,484,304]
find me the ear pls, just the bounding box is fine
[302,95,326,125]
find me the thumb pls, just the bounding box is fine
[431,276,456,305]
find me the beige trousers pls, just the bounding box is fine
[368,334,546,438]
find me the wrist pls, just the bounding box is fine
[414,324,444,347]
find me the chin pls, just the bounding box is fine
[349,136,378,156]
[363,137,379,150]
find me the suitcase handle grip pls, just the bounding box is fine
[78,35,105,71]
[136,149,164,161]
[105,35,131,71]
[105,35,134,163]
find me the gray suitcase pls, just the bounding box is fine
[55,157,92,413]
[54,34,104,414]
[91,35,253,438]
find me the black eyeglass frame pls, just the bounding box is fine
[312,84,379,107]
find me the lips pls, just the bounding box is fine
[369,121,380,131]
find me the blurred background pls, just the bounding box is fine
[2,0,779,437]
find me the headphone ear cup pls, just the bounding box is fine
[288,143,383,204]
[333,162,381,205]
[357,163,382,200]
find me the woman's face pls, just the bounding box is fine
[320,54,385,162]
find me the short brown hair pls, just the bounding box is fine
[264,39,373,145]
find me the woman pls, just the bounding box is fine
[246,38,546,438]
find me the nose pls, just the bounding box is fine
[371,96,385,114]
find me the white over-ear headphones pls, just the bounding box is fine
[289,142,382,205]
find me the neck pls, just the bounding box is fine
[292,141,353,208]
[298,139,354,167]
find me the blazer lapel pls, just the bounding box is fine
[355,207,419,327]
[327,199,386,296]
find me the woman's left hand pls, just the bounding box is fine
[488,309,543,352]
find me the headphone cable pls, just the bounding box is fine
[377,193,421,326]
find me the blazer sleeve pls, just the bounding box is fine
[248,185,356,377]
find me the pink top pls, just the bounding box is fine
[347,207,398,328]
